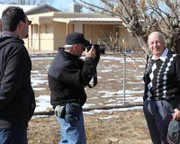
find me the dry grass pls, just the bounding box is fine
[28,110,151,144]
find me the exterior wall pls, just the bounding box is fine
[68,24,74,33]
[28,24,40,51]
[53,22,66,50]
[53,22,74,50]
[84,24,115,44]
[25,21,129,52]
[24,25,32,50]
[39,24,54,51]
[26,23,54,51]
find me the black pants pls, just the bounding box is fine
[143,99,174,144]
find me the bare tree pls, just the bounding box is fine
[73,0,180,55]
[0,0,52,5]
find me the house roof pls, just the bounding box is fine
[0,4,60,19]
[25,4,60,15]
[53,17,122,24]
[28,12,122,24]
[53,12,117,18]
[0,4,37,19]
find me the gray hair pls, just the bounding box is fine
[148,31,165,44]
[64,44,74,49]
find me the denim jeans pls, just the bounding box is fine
[56,112,86,144]
[0,125,27,144]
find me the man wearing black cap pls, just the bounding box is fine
[48,32,97,144]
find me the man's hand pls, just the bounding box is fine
[85,46,96,59]
[172,108,180,120]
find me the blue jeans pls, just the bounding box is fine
[56,112,86,144]
[0,125,27,144]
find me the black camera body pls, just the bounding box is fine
[85,44,105,56]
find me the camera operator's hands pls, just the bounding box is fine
[85,46,96,59]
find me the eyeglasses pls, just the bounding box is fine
[28,20,32,25]
[22,19,32,25]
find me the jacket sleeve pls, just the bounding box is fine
[0,44,26,109]
[174,55,180,110]
[59,57,96,88]
[175,55,180,84]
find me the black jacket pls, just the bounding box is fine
[0,36,36,128]
[48,48,97,108]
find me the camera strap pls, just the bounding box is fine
[88,71,97,88]
[88,60,99,88]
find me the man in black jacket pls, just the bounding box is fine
[48,32,97,144]
[0,6,36,144]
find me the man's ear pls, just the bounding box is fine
[69,44,77,55]
[73,44,78,51]
[18,21,24,30]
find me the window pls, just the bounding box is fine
[45,24,49,33]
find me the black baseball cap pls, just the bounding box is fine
[65,32,89,46]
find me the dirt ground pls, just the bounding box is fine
[28,53,152,144]
[28,110,151,144]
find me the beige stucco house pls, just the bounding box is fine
[0,4,131,52]
[27,12,130,51]
[0,4,61,51]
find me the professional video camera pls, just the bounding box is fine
[85,44,106,56]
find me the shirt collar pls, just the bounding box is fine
[152,48,168,62]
